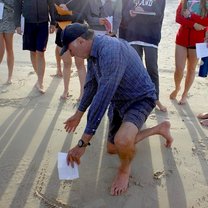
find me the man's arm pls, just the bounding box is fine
[64,60,98,133]
[14,0,22,28]
[84,1,102,26]
[48,0,56,26]
[154,0,166,18]
[78,60,98,112]
[84,45,126,135]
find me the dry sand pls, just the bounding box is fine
[1,0,208,207]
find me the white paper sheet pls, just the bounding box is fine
[21,15,25,34]
[0,3,4,20]
[105,16,113,33]
[58,152,79,180]
[196,43,208,58]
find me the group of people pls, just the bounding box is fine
[0,0,208,196]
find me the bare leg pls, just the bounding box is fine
[51,45,63,78]
[74,56,86,100]
[109,121,173,196]
[170,45,186,100]
[178,49,198,105]
[3,33,14,84]
[110,122,138,196]
[0,33,6,73]
[156,100,167,112]
[30,51,37,74]
[134,121,173,147]
[107,121,173,155]
[60,49,72,99]
[35,51,46,93]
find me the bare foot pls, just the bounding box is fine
[50,73,63,78]
[5,79,12,85]
[156,100,167,112]
[200,119,208,127]
[170,89,180,100]
[35,82,45,94]
[110,167,130,196]
[158,121,174,148]
[60,92,69,100]
[197,113,208,119]
[178,96,187,105]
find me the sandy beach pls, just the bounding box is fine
[1,0,208,207]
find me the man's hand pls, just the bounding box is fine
[49,25,56,34]
[129,10,137,17]
[99,18,107,25]
[67,145,86,167]
[64,110,84,133]
[59,4,68,10]
[16,27,22,35]
[130,6,144,17]
[66,134,92,167]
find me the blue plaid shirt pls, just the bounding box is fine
[78,35,156,135]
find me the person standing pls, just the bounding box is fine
[170,0,208,104]
[61,23,173,196]
[53,0,87,100]
[0,0,15,84]
[119,0,167,112]
[14,0,56,93]
[85,0,122,36]
[197,26,208,127]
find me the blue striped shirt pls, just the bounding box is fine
[78,35,156,135]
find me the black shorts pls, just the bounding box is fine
[55,26,63,48]
[187,46,196,49]
[108,98,155,144]
[23,22,49,52]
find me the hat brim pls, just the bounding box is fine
[60,45,68,56]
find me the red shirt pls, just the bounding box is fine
[175,3,208,47]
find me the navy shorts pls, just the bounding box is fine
[55,26,63,48]
[108,98,156,144]
[23,22,49,52]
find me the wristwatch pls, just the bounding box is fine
[77,139,90,148]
